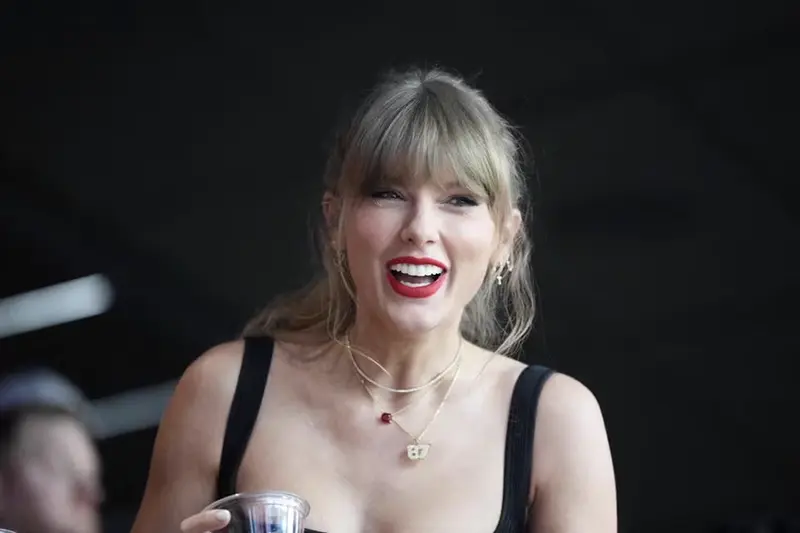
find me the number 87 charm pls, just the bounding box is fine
[406,442,431,460]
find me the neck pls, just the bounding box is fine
[346,317,463,390]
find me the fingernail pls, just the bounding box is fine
[215,510,231,521]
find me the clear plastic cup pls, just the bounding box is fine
[204,492,310,533]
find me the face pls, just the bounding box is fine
[337,177,515,335]
[0,414,102,533]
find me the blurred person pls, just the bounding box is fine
[131,67,617,533]
[0,369,103,533]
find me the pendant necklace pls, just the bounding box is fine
[356,359,462,461]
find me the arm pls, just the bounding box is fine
[130,342,244,533]
[529,374,617,533]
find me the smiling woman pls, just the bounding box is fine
[249,68,534,357]
[130,67,617,533]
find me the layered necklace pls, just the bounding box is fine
[345,336,463,461]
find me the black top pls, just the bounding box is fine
[216,336,553,533]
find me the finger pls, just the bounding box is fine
[180,509,231,533]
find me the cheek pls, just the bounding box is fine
[349,206,399,248]
[448,220,496,283]
[16,462,68,513]
[344,208,400,274]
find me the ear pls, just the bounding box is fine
[494,208,522,265]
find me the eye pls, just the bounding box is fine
[446,195,479,207]
[370,189,404,201]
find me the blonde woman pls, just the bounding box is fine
[131,67,616,533]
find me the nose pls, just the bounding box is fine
[399,198,439,247]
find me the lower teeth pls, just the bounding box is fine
[400,279,433,288]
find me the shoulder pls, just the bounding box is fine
[176,340,245,408]
[536,372,605,433]
[485,357,604,436]
[157,340,246,460]
[529,372,617,529]
[533,372,609,474]
[130,340,249,531]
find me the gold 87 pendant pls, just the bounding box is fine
[406,442,431,460]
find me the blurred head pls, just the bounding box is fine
[250,67,535,355]
[0,372,102,533]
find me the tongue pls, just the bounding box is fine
[393,272,435,284]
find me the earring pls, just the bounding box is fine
[495,259,512,286]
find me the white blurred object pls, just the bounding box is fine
[0,273,177,440]
[0,274,114,338]
[0,366,177,440]
[91,379,177,439]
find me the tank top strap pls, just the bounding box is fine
[496,364,554,532]
[216,336,275,499]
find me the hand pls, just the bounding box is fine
[180,509,231,533]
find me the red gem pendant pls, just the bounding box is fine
[380,412,392,424]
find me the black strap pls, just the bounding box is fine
[496,365,553,532]
[216,336,275,500]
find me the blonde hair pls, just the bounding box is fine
[244,67,535,356]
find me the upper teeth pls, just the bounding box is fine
[390,263,444,276]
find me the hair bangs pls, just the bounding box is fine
[340,87,509,206]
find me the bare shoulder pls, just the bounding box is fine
[178,340,245,405]
[155,340,246,466]
[530,372,617,532]
[130,340,246,533]
[537,372,606,433]
[534,372,609,478]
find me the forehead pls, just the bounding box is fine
[12,414,99,474]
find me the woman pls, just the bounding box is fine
[130,67,616,533]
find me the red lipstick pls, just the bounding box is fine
[385,256,448,299]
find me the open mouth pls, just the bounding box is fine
[388,263,445,288]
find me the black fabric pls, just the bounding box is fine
[216,336,553,533]
[216,336,275,500]
[493,364,554,532]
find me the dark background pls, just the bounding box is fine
[1,2,797,532]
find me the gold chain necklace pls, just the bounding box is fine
[357,360,462,461]
[365,379,440,423]
[345,335,463,394]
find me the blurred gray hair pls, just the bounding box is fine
[0,368,101,436]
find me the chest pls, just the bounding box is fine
[236,378,517,533]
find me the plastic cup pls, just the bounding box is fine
[204,492,310,533]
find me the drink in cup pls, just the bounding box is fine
[204,492,310,533]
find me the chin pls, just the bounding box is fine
[386,314,443,336]
[377,299,457,336]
